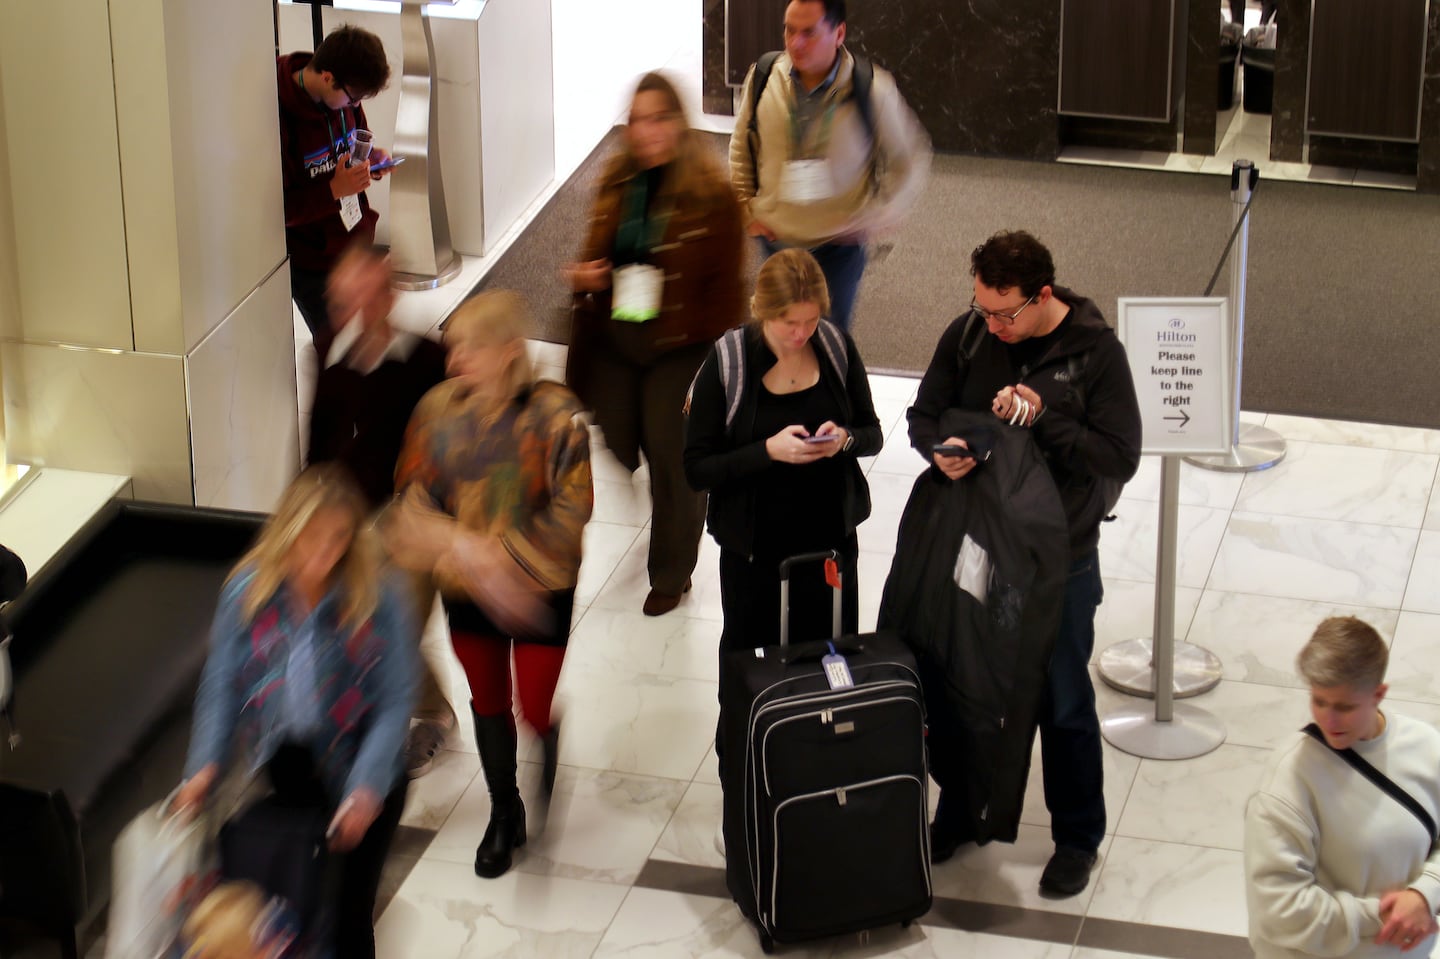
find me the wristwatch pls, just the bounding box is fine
[842,431,856,453]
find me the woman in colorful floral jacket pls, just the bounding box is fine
[387,290,594,880]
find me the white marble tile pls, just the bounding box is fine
[1233,441,1436,527]
[866,373,921,404]
[188,267,301,511]
[564,606,720,682]
[593,887,820,958]
[428,763,685,885]
[374,856,628,958]
[1207,513,1418,608]
[693,742,722,785]
[1091,577,1204,661]
[552,660,719,780]
[0,468,130,578]
[1120,456,1246,510]
[1387,611,1440,705]
[1114,743,1270,851]
[1182,591,1399,688]
[591,475,654,528]
[1086,837,1247,936]
[929,825,1113,916]
[652,780,725,870]
[1404,531,1440,614]
[857,549,894,634]
[590,531,726,622]
[575,521,645,608]
[827,927,1072,959]
[1118,677,1306,751]
[1096,503,1231,590]
[402,748,480,832]
[1262,415,1440,455]
[1073,950,1174,959]
[2,341,193,503]
[857,469,922,556]
[1018,727,1143,840]
[866,427,930,478]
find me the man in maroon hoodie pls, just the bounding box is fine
[278,25,394,360]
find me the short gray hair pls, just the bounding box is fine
[1296,616,1388,690]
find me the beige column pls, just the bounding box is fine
[0,0,299,510]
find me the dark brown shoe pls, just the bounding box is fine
[642,579,692,617]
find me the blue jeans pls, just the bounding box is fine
[757,237,867,333]
[1039,549,1106,852]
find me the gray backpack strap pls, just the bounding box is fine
[684,327,749,430]
[813,319,850,384]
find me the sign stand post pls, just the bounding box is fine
[1186,160,1286,473]
[1099,298,1228,759]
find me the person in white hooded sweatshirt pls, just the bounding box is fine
[1246,616,1440,957]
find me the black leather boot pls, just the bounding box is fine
[541,719,561,797]
[472,706,526,879]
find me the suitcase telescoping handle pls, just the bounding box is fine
[777,550,842,647]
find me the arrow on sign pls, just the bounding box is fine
[1164,409,1191,428]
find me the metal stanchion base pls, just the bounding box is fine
[1098,637,1223,699]
[392,254,463,291]
[1101,701,1227,759]
[1183,422,1286,473]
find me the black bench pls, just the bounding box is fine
[0,500,263,957]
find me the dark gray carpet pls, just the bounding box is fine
[478,129,1440,430]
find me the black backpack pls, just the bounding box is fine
[746,49,877,191]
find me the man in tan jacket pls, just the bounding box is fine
[730,0,931,332]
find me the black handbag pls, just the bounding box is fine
[219,794,334,931]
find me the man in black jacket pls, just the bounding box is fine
[907,231,1141,896]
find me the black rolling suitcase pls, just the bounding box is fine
[721,551,931,953]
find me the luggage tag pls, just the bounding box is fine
[779,159,835,204]
[821,641,854,690]
[611,264,664,322]
[824,556,841,589]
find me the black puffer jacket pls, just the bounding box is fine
[879,408,1069,843]
[907,287,1141,561]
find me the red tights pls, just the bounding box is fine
[450,631,565,735]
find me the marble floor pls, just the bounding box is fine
[369,346,1440,959]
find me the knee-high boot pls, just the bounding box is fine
[471,705,526,878]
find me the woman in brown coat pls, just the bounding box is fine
[564,71,744,616]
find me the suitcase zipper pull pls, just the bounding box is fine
[835,787,847,807]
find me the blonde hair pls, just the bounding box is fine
[1296,616,1389,690]
[233,464,380,631]
[443,290,535,400]
[607,71,728,204]
[181,882,269,959]
[749,248,831,325]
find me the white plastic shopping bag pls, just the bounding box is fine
[104,794,211,959]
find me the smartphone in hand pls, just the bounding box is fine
[370,156,407,172]
[803,434,839,444]
[932,444,978,459]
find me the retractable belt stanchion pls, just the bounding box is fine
[1098,160,1275,701]
[1101,456,1225,759]
[1186,160,1285,473]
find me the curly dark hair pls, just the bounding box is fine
[969,231,1056,298]
[311,25,391,99]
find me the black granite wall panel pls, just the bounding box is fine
[1269,0,1309,162]
[703,0,733,116]
[1418,0,1440,192]
[1183,0,1220,154]
[844,0,1061,159]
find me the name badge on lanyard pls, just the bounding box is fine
[611,264,665,323]
[779,159,835,204]
[328,108,362,231]
[339,193,363,232]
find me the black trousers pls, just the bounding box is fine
[290,263,334,362]
[267,744,408,959]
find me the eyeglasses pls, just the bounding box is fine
[969,294,1037,326]
[339,83,372,105]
